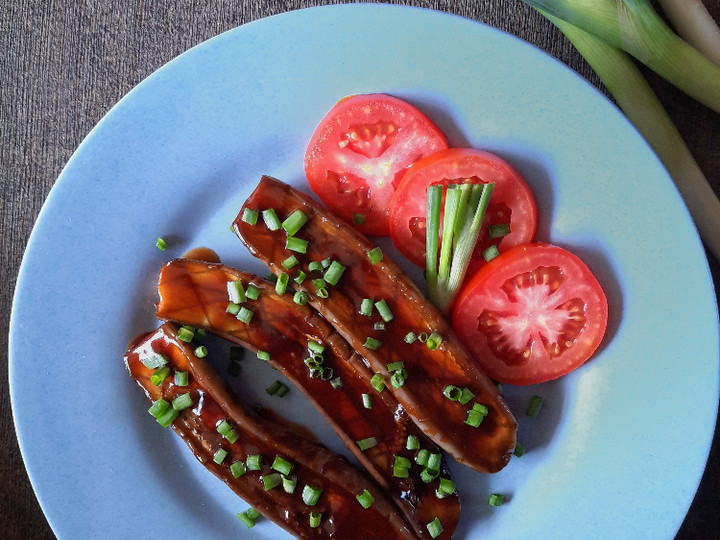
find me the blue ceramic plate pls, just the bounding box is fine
[10,5,718,539]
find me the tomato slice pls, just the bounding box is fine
[451,243,608,386]
[388,148,537,273]
[304,94,448,236]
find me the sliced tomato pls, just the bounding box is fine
[451,243,608,386]
[388,148,537,274]
[304,94,448,236]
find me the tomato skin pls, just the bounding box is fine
[451,243,608,386]
[388,147,537,271]
[304,94,448,236]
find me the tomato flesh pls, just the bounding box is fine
[304,94,448,236]
[388,148,537,272]
[452,243,608,385]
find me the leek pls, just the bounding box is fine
[541,10,720,261]
[520,0,720,113]
[655,0,720,66]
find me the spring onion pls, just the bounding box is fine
[427,517,444,538]
[155,237,167,251]
[330,376,343,389]
[242,207,259,225]
[356,489,374,509]
[227,280,246,304]
[302,484,322,506]
[367,246,383,264]
[656,0,720,66]
[174,370,188,386]
[236,306,254,324]
[374,299,394,322]
[171,392,193,411]
[364,337,381,350]
[262,208,282,230]
[213,448,228,464]
[194,345,207,358]
[514,443,526,457]
[426,183,494,315]
[390,369,407,388]
[257,350,270,362]
[362,393,372,409]
[226,302,241,315]
[308,261,324,272]
[360,298,374,316]
[262,473,282,491]
[443,385,461,401]
[526,395,544,419]
[309,511,322,528]
[483,245,500,262]
[283,475,297,494]
[245,285,260,300]
[230,460,246,478]
[406,434,420,450]
[150,365,171,386]
[246,454,262,471]
[370,373,385,392]
[294,270,307,284]
[459,387,475,405]
[282,209,308,236]
[436,478,456,498]
[285,236,308,254]
[323,260,346,286]
[281,255,299,269]
[142,354,167,369]
[236,511,255,528]
[266,380,289,397]
[373,322,385,331]
[177,326,195,342]
[488,493,505,507]
[293,291,309,305]
[415,449,430,467]
[488,223,510,238]
[387,361,404,372]
[426,332,442,350]
[420,467,440,483]
[275,273,289,295]
[356,437,378,451]
[148,398,170,418]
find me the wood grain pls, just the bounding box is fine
[2,1,718,538]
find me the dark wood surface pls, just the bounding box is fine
[2,1,718,538]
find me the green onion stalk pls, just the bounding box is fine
[655,0,720,66]
[536,9,720,262]
[519,0,720,114]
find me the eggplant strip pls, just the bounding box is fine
[234,176,517,473]
[155,258,460,539]
[125,322,416,539]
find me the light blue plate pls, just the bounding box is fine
[10,4,718,539]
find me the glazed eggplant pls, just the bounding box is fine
[233,176,517,474]
[155,258,460,539]
[125,322,416,539]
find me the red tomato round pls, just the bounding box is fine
[388,147,537,273]
[452,243,608,385]
[304,94,448,236]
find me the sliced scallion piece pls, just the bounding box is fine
[309,511,322,528]
[415,449,430,467]
[390,369,407,388]
[246,454,262,471]
[150,365,171,386]
[282,475,297,494]
[367,246,383,264]
[514,443,526,457]
[236,306,254,324]
[171,392,193,411]
[194,345,207,358]
[426,331,443,350]
[275,273,289,295]
[142,354,168,369]
[360,298,374,316]
[370,373,384,392]
[302,484,322,506]
[262,472,282,491]
[155,237,167,251]
[262,208,282,230]
[241,207,259,225]
[483,245,500,262]
[213,448,228,464]
[404,331,417,344]
[227,280,246,304]
[406,434,420,450]
[281,209,308,236]
[374,299,394,322]
[294,270,307,285]
[526,395,543,419]
[148,398,170,418]
[436,478,456,498]
[257,350,270,362]
[236,511,255,528]
[293,291,308,305]
[488,493,505,507]
[443,385,461,401]
[356,489,374,509]
[285,236,308,254]
[230,460,247,478]
[323,260,346,286]
[226,302,241,315]
[174,370,189,387]
[177,326,195,342]
[308,261,324,272]
[245,285,261,300]
[363,337,381,350]
[356,437,378,451]
[427,517,444,538]
[281,255,299,269]
[488,223,510,238]
[362,393,372,409]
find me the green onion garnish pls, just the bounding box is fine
[282,255,299,269]
[242,208,259,225]
[404,331,417,344]
[226,302,241,315]
[390,369,407,388]
[257,350,270,361]
[148,398,170,418]
[427,517,444,538]
[459,387,475,405]
[488,223,510,238]
[227,280,246,303]
[275,272,289,294]
[465,405,488,428]
[406,434,420,450]
[353,213,366,225]
[418,332,428,343]
[266,380,289,397]
[323,260,346,286]
[285,236,308,254]
[213,448,228,464]
[308,341,325,354]
[308,261,323,272]
[177,326,195,342]
[360,298,374,316]
[282,475,297,494]
[293,291,308,305]
[363,337,381,350]
[393,464,410,478]
[436,478,456,498]
[302,484,322,506]
[367,246,383,264]
[155,406,179,428]
[236,306,254,324]
[262,208,281,230]
[142,354,168,369]
[246,508,260,521]
[362,393,372,409]
[230,460,246,478]
[387,361,404,372]
[217,420,239,444]
[421,467,440,483]
[194,345,207,358]
[312,278,327,291]
[309,511,322,528]
[151,366,171,386]
[330,377,343,389]
[246,454,262,471]
[282,209,308,236]
[356,489,374,509]
[514,443,526,457]
[262,472,282,491]
[370,373,385,392]
[156,237,167,251]
[294,270,307,284]
[236,511,255,528]
[426,331,443,350]
[427,452,442,471]
[245,285,260,300]
[443,385,461,401]
[374,299,394,322]
[321,258,332,269]
[356,437,378,451]
[488,493,505,507]
[483,245,500,262]
[174,370,188,387]
[171,392,193,411]
[526,395,543,419]
[373,322,385,331]
[416,449,430,467]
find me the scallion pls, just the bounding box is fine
[275,273,289,295]
[171,392,193,411]
[142,354,168,369]
[227,280,246,304]
[245,285,261,300]
[302,484,322,506]
[363,337,381,350]
[406,435,420,450]
[323,260,346,286]
[177,326,195,342]
[360,298,374,316]
[427,517,444,538]
[356,437,378,451]
[236,306,254,324]
[285,236,308,254]
[230,460,247,478]
[356,489,374,509]
[362,393,372,409]
[374,299,394,322]
[309,511,322,528]
[282,209,308,236]
[213,448,228,464]
[174,370,189,387]
[155,237,167,251]
[404,331,417,344]
[194,345,207,358]
[242,208,259,225]
[367,246,383,264]
[262,208,282,230]
[262,472,282,491]
[282,255,299,269]
[246,454,262,471]
[293,291,308,305]
[526,395,544,419]
[488,493,505,507]
[488,223,510,238]
[370,373,385,392]
[282,475,297,493]
[150,365,171,386]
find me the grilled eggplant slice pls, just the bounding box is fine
[233,176,517,474]
[155,259,460,539]
[125,322,416,539]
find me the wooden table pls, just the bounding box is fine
[2,1,718,538]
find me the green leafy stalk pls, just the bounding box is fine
[542,10,720,261]
[425,185,443,296]
[520,0,720,113]
[655,0,720,66]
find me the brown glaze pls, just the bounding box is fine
[124,323,416,539]
[234,176,517,474]
[155,259,460,539]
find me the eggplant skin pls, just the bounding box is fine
[124,322,417,540]
[234,176,518,474]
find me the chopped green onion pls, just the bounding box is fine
[266,380,289,397]
[194,345,207,358]
[465,409,486,428]
[321,258,332,268]
[177,326,195,342]
[257,350,270,362]
[426,331,443,350]
[282,255,299,269]
[282,475,297,493]
[308,341,325,354]
[217,420,239,444]
[418,332,428,343]
[213,448,228,464]
[316,287,329,298]
[151,365,171,386]
[294,270,307,284]
[370,373,385,392]
[323,260,346,286]
[363,337,381,350]
[393,464,410,478]
[416,449,430,467]
[282,209,308,236]
[488,223,510,238]
[367,246,383,264]
[443,385,461,401]
[356,437,378,451]
[246,507,260,520]
[171,392,193,411]
[312,278,327,291]
[285,236,308,254]
[353,213,366,225]
[427,517,444,538]
[227,280,246,303]
[309,511,322,528]
[155,237,167,251]
[362,393,373,409]
[394,455,411,469]
[155,406,179,428]
[245,285,260,300]
[302,484,322,506]
[374,299,394,322]
[293,291,309,305]
[514,443,526,457]
[262,472,282,491]
[242,207,259,225]
[246,454,262,471]
[488,493,505,507]
[427,452,442,471]
[236,511,255,528]
[459,387,475,405]
[436,478,456,498]
[483,245,500,262]
[174,370,188,387]
[148,398,171,418]
[421,467,440,483]
[404,331,417,344]
[262,208,281,230]
[330,377,343,389]
[236,306,254,324]
[373,322,385,331]
[230,460,246,478]
[406,435,420,450]
[390,369,407,388]
[356,489,374,509]
[226,302,241,315]
[387,361,404,372]
[526,395,543,419]
[360,298,374,316]
[275,272,289,294]
[142,354,168,369]
[308,261,324,272]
